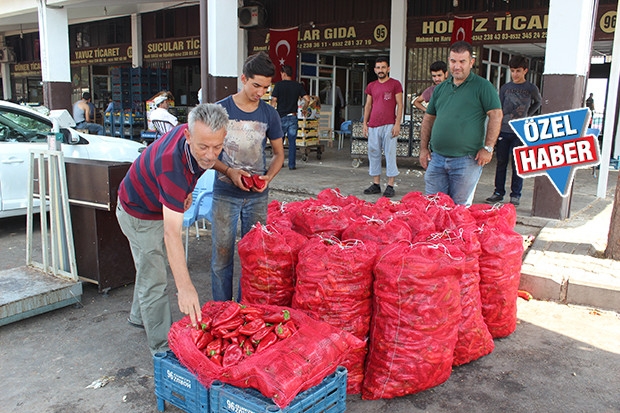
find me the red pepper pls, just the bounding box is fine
[239,305,264,319]
[200,316,213,331]
[251,325,274,344]
[241,174,254,189]
[196,331,214,351]
[252,174,266,189]
[255,332,278,353]
[242,339,255,357]
[222,326,243,339]
[274,322,292,340]
[263,309,291,323]
[284,320,297,335]
[222,343,244,367]
[210,353,222,366]
[238,319,266,335]
[189,326,204,345]
[212,302,241,328]
[205,338,223,357]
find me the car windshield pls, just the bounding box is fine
[0,108,51,143]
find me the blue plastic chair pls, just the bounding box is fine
[334,120,352,150]
[182,169,215,261]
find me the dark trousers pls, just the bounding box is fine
[493,131,523,198]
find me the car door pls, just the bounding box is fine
[0,106,53,214]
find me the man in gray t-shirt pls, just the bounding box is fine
[486,56,542,206]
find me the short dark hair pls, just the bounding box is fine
[280,65,293,78]
[82,92,91,100]
[429,61,447,73]
[375,56,389,65]
[242,52,275,79]
[450,41,473,57]
[509,55,528,69]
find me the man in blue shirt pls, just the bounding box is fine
[211,52,284,302]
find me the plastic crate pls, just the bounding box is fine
[153,351,209,413]
[209,366,347,413]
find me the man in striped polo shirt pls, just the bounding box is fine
[116,103,228,355]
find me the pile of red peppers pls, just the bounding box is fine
[187,301,297,367]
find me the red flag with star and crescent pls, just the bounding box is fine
[451,16,473,44]
[269,27,299,82]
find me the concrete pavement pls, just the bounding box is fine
[1,136,619,413]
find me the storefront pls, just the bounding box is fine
[248,20,392,129]
[242,0,616,121]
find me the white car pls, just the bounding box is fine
[0,100,145,218]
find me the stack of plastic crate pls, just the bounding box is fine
[111,67,131,110]
[153,351,347,413]
[122,111,145,140]
[103,112,115,137]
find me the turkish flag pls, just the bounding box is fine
[451,16,473,44]
[269,27,299,82]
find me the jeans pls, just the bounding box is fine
[493,132,523,198]
[281,115,298,168]
[76,121,105,136]
[368,124,399,178]
[116,202,171,355]
[210,192,269,302]
[424,152,483,206]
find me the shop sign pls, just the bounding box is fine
[409,4,615,46]
[70,44,131,66]
[143,37,200,60]
[248,21,390,53]
[12,61,41,77]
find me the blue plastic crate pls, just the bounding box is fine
[209,366,347,413]
[153,351,209,413]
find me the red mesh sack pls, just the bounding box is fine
[267,200,306,229]
[317,188,366,209]
[402,191,456,210]
[425,204,477,232]
[292,237,377,394]
[341,216,412,247]
[291,201,355,238]
[239,223,306,306]
[469,202,517,230]
[169,301,364,408]
[392,207,436,237]
[362,241,463,400]
[475,225,524,338]
[415,229,494,366]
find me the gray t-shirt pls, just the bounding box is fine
[499,81,542,133]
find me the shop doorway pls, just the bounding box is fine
[299,53,385,130]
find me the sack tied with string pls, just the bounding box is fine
[292,236,377,394]
[362,241,464,400]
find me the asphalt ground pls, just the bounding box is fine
[1,138,619,413]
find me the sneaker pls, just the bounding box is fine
[510,196,520,206]
[383,185,395,198]
[485,193,504,204]
[364,183,381,194]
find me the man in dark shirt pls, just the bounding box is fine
[485,55,542,206]
[271,65,310,170]
[116,103,228,355]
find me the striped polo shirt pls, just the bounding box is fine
[118,124,204,220]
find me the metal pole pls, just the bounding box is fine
[596,0,620,198]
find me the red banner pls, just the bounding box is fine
[269,27,299,82]
[451,16,473,44]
